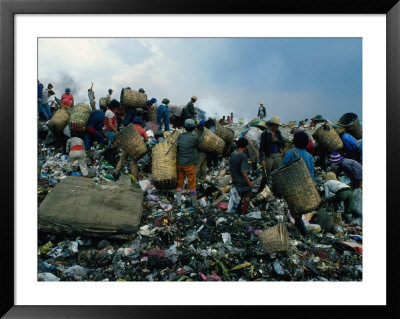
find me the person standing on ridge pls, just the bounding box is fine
[185,96,197,122]
[88,82,96,110]
[257,102,266,120]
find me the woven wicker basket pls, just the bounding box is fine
[99,97,107,108]
[271,157,321,217]
[144,106,157,122]
[120,88,147,108]
[204,119,234,143]
[196,127,225,155]
[339,112,362,140]
[47,108,70,133]
[164,130,181,145]
[115,124,147,160]
[69,103,92,132]
[312,122,343,153]
[151,141,177,190]
[258,223,289,254]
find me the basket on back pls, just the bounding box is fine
[339,112,362,140]
[164,130,181,145]
[258,223,289,254]
[47,108,70,133]
[204,119,234,143]
[144,106,157,122]
[69,103,92,132]
[271,157,321,217]
[151,141,177,190]
[115,124,147,160]
[196,127,225,155]
[120,88,147,108]
[312,122,343,153]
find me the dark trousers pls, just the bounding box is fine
[123,108,136,126]
[84,131,105,150]
[326,188,354,215]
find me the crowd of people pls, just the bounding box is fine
[38,80,362,239]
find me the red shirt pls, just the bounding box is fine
[134,124,148,140]
[306,139,314,156]
[61,93,74,106]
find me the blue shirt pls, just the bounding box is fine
[38,83,43,100]
[281,148,314,181]
[270,142,280,154]
[87,110,105,131]
[341,132,357,157]
[336,158,362,188]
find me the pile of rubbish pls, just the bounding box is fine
[37,121,362,282]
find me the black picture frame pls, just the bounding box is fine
[1,0,399,318]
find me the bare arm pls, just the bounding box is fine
[108,118,118,133]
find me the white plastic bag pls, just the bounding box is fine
[353,188,362,216]
[245,127,262,147]
[228,187,240,213]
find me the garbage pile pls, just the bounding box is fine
[37,121,362,281]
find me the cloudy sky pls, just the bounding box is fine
[38,37,362,123]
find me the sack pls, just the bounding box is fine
[353,188,362,216]
[228,187,240,213]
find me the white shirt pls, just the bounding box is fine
[48,95,55,108]
[324,180,350,199]
[105,109,115,119]
[42,88,50,103]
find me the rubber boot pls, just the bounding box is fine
[176,192,182,206]
[191,196,198,207]
[240,199,250,215]
[294,217,309,236]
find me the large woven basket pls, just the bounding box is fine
[204,119,234,143]
[47,108,70,133]
[258,223,289,254]
[120,88,147,108]
[339,112,362,140]
[271,157,321,217]
[69,103,92,132]
[144,105,157,122]
[196,127,225,155]
[115,124,147,160]
[312,122,343,153]
[164,130,181,145]
[151,141,177,190]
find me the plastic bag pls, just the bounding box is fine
[353,188,362,216]
[227,187,240,213]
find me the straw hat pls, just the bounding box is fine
[324,172,337,181]
[267,116,283,126]
[255,120,267,130]
[260,102,264,105]
[191,96,197,101]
